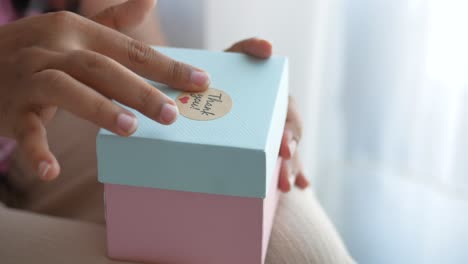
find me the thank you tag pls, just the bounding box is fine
[176,88,232,121]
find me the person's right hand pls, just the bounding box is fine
[0,0,211,181]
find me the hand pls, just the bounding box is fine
[0,0,210,181]
[226,38,310,192]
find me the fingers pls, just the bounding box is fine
[292,154,309,189]
[278,159,291,192]
[52,50,178,125]
[80,19,210,92]
[227,38,302,192]
[14,112,60,181]
[279,127,298,160]
[226,38,273,59]
[278,96,308,192]
[277,155,309,193]
[286,96,303,137]
[92,0,157,32]
[279,97,303,159]
[33,69,139,136]
[295,171,310,189]
[227,38,305,192]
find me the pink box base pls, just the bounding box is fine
[104,159,281,264]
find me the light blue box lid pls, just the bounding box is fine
[97,47,288,198]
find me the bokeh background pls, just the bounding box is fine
[157,1,468,263]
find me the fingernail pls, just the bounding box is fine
[160,103,179,124]
[299,175,310,188]
[288,140,297,157]
[117,113,138,134]
[191,70,211,87]
[38,161,51,180]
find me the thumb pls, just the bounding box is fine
[92,0,157,32]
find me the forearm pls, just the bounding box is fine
[0,203,135,264]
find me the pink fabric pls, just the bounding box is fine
[0,0,55,26]
[0,0,18,25]
[0,138,16,173]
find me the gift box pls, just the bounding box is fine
[97,46,289,264]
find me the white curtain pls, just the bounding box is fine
[316,0,468,263]
[158,0,468,263]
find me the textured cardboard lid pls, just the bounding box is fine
[97,47,288,198]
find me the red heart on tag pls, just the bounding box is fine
[179,96,189,104]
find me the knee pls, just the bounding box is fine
[265,221,355,264]
[265,188,356,264]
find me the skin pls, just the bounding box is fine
[79,0,165,44]
[0,0,309,191]
[225,39,309,191]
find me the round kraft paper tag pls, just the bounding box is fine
[176,88,233,121]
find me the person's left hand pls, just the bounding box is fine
[226,38,310,193]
